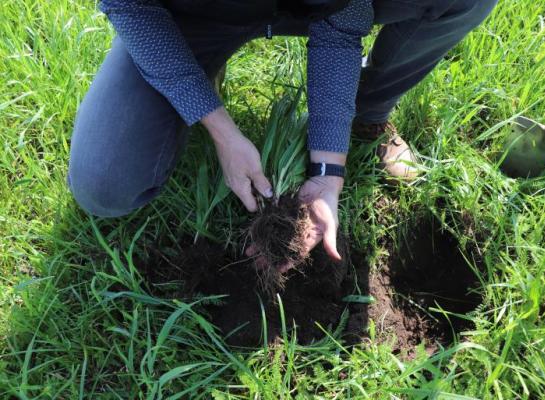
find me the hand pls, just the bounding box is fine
[245,176,343,273]
[202,107,273,211]
[298,175,343,262]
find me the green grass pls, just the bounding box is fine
[1,0,545,398]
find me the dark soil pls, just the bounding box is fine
[367,217,484,356]
[141,216,483,354]
[144,237,357,346]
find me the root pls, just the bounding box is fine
[248,196,310,296]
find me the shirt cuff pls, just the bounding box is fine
[307,115,352,153]
[163,74,223,126]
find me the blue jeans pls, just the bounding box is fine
[68,0,498,217]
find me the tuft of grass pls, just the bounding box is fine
[260,89,308,198]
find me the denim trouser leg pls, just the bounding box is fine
[355,0,499,124]
[68,17,257,217]
[68,37,187,218]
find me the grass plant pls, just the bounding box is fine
[260,89,308,198]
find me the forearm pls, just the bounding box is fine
[307,42,362,153]
[100,0,221,125]
[307,0,373,154]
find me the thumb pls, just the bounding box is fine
[250,170,273,198]
[323,220,341,261]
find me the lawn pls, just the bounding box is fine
[1,0,545,398]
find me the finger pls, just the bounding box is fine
[245,245,268,269]
[254,255,268,270]
[323,220,342,261]
[298,186,312,204]
[233,180,258,212]
[250,170,273,198]
[280,226,320,273]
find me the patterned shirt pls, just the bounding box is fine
[99,0,373,154]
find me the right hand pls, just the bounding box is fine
[202,107,273,212]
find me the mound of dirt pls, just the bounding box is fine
[140,216,483,353]
[144,238,362,346]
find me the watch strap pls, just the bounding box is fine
[307,162,345,178]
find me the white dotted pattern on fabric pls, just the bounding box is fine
[100,0,222,126]
[100,0,374,153]
[307,0,374,153]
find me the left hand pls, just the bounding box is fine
[298,175,344,265]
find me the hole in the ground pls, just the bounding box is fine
[368,216,484,355]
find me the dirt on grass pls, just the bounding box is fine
[145,237,354,346]
[141,216,483,354]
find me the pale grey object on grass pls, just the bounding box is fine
[500,116,545,178]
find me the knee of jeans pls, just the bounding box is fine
[457,0,498,28]
[68,164,129,218]
[68,161,157,218]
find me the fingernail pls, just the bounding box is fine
[265,188,273,198]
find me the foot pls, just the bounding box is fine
[352,121,420,181]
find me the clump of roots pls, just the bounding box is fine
[248,196,310,296]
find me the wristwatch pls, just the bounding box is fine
[307,162,345,178]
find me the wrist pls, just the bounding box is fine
[308,151,346,181]
[202,106,239,145]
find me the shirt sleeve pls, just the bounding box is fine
[307,0,374,153]
[99,0,222,125]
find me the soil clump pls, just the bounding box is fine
[248,196,310,295]
[144,238,357,346]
